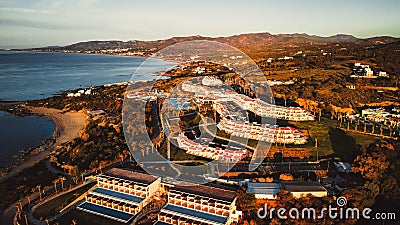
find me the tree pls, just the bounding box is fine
[37,185,42,201]
[59,176,64,190]
[353,151,389,180]
[53,179,58,193]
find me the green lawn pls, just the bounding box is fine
[289,117,380,161]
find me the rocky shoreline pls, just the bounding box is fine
[0,102,56,176]
[0,101,33,117]
[0,138,55,175]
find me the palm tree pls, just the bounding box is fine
[53,180,58,193]
[283,95,287,107]
[71,220,77,225]
[18,201,23,211]
[318,108,322,121]
[58,176,64,190]
[37,185,42,201]
[123,150,132,162]
[118,154,124,166]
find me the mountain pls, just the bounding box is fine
[25,32,399,55]
[314,34,359,42]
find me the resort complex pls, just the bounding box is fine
[2,2,400,225]
[123,76,314,162]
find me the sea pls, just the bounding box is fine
[0,51,175,167]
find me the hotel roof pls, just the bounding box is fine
[247,182,281,195]
[172,184,237,202]
[105,168,158,185]
[281,181,326,192]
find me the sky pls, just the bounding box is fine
[0,0,399,48]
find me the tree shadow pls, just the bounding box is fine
[328,127,360,161]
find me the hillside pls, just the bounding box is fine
[25,32,398,55]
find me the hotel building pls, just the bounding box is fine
[176,133,247,162]
[156,184,242,225]
[281,181,327,198]
[229,94,315,121]
[182,77,315,122]
[77,168,161,223]
[216,117,308,145]
[214,102,308,145]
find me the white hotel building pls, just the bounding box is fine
[214,102,308,145]
[229,94,314,122]
[182,77,314,122]
[155,184,242,225]
[176,133,247,162]
[77,168,161,223]
[216,117,308,145]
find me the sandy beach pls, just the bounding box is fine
[0,106,87,181]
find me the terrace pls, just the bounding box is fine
[176,133,246,162]
[156,183,239,225]
[217,117,308,145]
[77,202,135,223]
[160,204,228,225]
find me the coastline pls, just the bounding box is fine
[0,105,87,181]
[3,49,180,64]
[0,51,176,180]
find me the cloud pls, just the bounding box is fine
[0,7,55,14]
[0,17,87,30]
